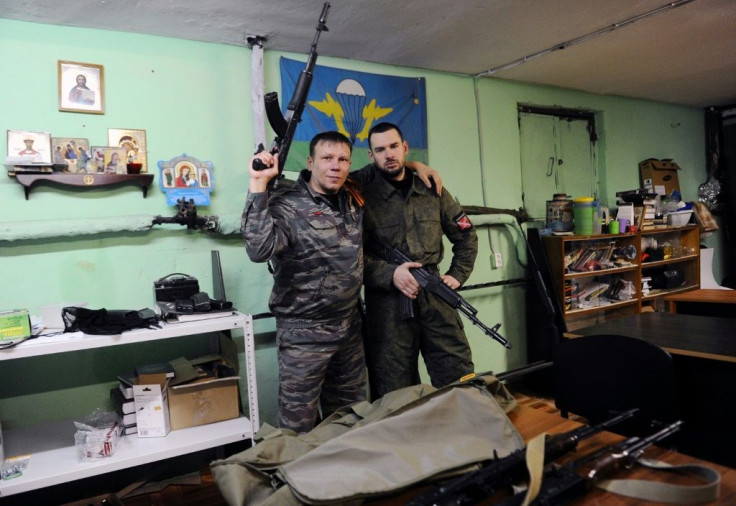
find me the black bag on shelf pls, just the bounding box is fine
[62,307,159,335]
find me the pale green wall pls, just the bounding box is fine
[0,18,712,430]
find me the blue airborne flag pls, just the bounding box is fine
[279,57,428,171]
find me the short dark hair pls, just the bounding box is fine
[368,122,404,149]
[309,131,353,157]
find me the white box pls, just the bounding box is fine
[666,210,693,227]
[133,380,170,437]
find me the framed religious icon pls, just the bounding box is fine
[7,130,52,164]
[89,146,107,173]
[58,60,105,114]
[51,137,91,172]
[108,128,148,173]
[102,147,127,174]
[158,153,215,206]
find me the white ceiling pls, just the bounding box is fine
[2,0,735,108]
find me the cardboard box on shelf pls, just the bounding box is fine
[639,159,681,196]
[168,376,240,430]
[131,333,240,434]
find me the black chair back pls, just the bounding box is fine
[554,334,679,438]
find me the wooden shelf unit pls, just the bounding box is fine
[639,225,700,310]
[543,225,699,331]
[0,313,259,498]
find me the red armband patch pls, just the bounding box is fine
[454,212,473,231]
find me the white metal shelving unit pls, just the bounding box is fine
[0,312,259,498]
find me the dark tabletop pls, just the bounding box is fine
[572,312,736,363]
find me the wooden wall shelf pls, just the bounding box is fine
[543,225,700,331]
[14,173,154,199]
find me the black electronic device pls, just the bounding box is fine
[650,268,685,289]
[615,188,657,205]
[154,273,200,302]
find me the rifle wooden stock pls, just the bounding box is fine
[517,420,684,505]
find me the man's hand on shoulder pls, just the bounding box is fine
[406,161,443,196]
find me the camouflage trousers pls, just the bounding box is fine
[276,309,367,434]
[364,288,475,400]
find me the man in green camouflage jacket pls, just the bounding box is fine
[242,131,366,434]
[362,122,479,400]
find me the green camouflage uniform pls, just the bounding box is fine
[242,170,366,433]
[360,164,478,399]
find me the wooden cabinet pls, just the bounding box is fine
[543,225,699,331]
[639,225,700,311]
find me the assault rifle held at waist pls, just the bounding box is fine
[407,408,640,505]
[376,244,512,349]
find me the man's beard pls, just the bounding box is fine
[379,158,406,179]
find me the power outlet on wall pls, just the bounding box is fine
[494,252,503,268]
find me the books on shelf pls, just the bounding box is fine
[122,423,138,435]
[166,311,235,323]
[110,385,137,429]
[637,197,666,230]
[565,241,618,272]
[110,386,135,415]
[117,372,135,399]
[7,165,55,175]
[120,412,137,426]
[156,301,235,323]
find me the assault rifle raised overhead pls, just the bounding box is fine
[252,2,331,183]
[407,408,639,505]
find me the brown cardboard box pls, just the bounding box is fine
[168,376,240,430]
[639,159,681,196]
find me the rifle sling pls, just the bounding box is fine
[596,457,721,504]
[521,435,721,504]
[521,432,547,506]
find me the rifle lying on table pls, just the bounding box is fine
[499,419,684,505]
[377,245,512,349]
[407,408,639,505]
[252,2,331,184]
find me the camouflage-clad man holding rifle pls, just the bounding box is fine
[242,131,366,434]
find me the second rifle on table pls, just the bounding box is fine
[408,408,640,505]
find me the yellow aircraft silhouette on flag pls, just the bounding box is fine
[309,93,392,143]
